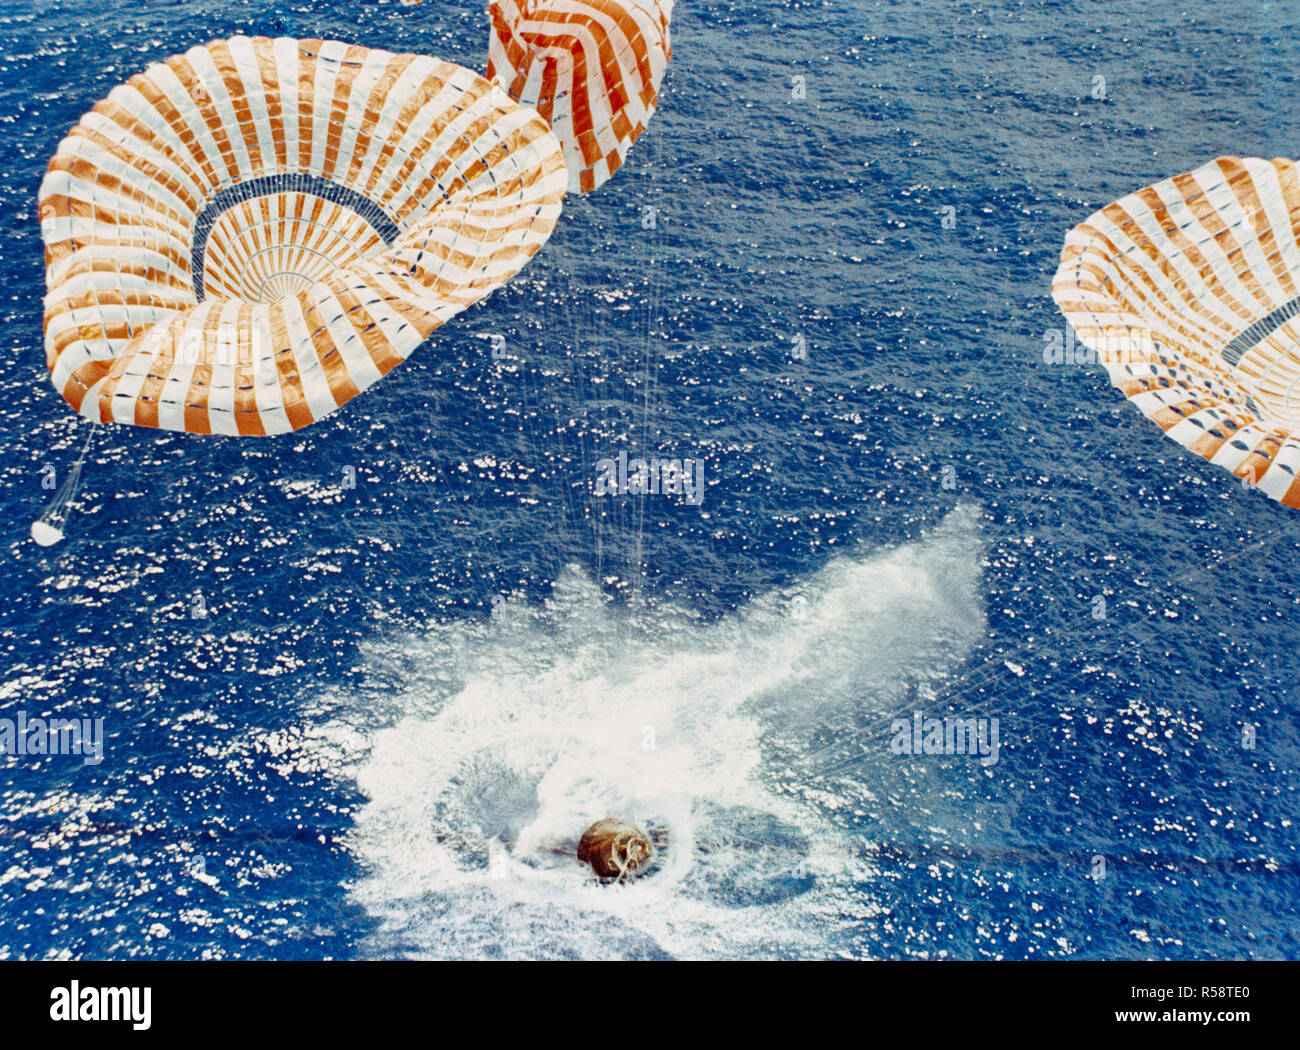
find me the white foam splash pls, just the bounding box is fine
[320,504,986,958]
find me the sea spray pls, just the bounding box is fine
[320,505,987,958]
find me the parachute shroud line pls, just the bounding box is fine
[32,425,96,547]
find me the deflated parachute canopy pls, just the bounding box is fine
[30,521,65,547]
[39,36,566,436]
[1053,156,1300,508]
[487,0,674,194]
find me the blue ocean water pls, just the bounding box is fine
[1,0,1298,959]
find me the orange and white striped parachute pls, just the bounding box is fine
[1052,155,1300,508]
[39,37,566,436]
[487,0,674,194]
